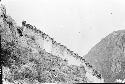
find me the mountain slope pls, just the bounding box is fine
[84,30,125,83]
[1,4,104,84]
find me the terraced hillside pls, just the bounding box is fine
[1,4,104,84]
[84,30,125,83]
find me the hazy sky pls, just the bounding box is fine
[1,0,125,56]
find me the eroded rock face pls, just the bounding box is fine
[84,30,125,83]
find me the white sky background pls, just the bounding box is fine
[1,0,125,56]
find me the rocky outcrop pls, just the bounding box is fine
[84,29,125,83]
[1,4,104,84]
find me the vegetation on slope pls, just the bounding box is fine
[1,5,87,84]
[84,30,125,83]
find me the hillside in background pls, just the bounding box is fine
[84,29,125,83]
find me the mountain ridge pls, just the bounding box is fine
[1,4,104,83]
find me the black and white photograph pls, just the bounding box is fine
[1,0,125,83]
